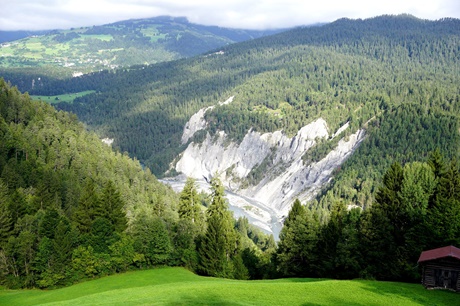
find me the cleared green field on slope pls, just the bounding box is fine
[0,267,457,306]
[31,90,96,104]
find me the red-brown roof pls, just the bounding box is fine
[418,245,460,263]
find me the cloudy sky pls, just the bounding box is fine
[1,0,459,31]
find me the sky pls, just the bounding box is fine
[1,0,459,31]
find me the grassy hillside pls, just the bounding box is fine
[0,267,457,305]
[0,16,281,76]
[31,90,96,104]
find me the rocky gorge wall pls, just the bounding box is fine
[170,98,366,237]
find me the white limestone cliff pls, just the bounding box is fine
[181,96,234,144]
[170,99,365,238]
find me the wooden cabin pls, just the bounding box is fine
[418,245,460,291]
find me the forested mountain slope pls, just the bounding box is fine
[0,79,275,288]
[0,78,178,219]
[0,78,176,287]
[0,16,282,79]
[3,14,460,220]
[1,79,458,289]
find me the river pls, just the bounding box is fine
[161,176,283,240]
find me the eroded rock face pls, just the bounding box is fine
[244,128,366,217]
[172,100,365,237]
[181,107,210,144]
[181,96,234,144]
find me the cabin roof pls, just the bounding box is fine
[418,245,460,263]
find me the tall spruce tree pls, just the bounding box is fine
[198,176,238,278]
[363,160,441,281]
[333,207,362,279]
[178,177,203,229]
[98,180,127,233]
[276,199,319,277]
[316,200,346,277]
[362,162,405,280]
[73,179,99,234]
[314,200,363,279]
[0,180,12,245]
[424,158,460,248]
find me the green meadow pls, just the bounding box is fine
[76,34,114,42]
[0,267,457,306]
[32,90,96,104]
[140,27,167,42]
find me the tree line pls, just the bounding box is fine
[277,150,460,282]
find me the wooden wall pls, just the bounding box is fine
[421,258,460,291]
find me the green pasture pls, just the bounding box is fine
[0,40,69,58]
[24,42,45,52]
[32,90,95,104]
[0,46,15,56]
[0,267,457,306]
[140,27,167,42]
[44,44,70,55]
[80,34,114,41]
[0,33,112,62]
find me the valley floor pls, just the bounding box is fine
[161,177,283,239]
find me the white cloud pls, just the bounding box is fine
[0,0,459,31]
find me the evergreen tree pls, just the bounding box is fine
[198,176,238,278]
[241,247,263,279]
[7,189,28,225]
[362,160,442,281]
[232,253,249,280]
[38,209,60,239]
[332,207,362,279]
[178,177,203,228]
[427,148,446,179]
[316,200,346,277]
[73,179,99,234]
[34,170,62,211]
[362,162,405,280]
[424,159,460,248]
[90,217,115,253]
[52,217,76,271]
[0,180,12,245]
[98,180,127,233]
[172,219,199,269]
[283,199,303,228]
[34,237,54,286]
[276,199,319,277]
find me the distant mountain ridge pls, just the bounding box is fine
[0,15,284,75]
[0,30,50,43]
